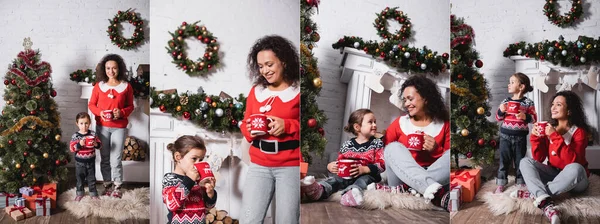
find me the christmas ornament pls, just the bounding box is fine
[205,96,212,103]
[30,164,35,169]
[50,90,57,97]
[307,118,317,128]
[461,105,467,112]
[168,21,220,76]
[489,139,497,147]
[15,163,21,169]
[580,57,586,63]
[477,107,485,115]
[475,60,483,68]
[420,63,427,70]
[561,50,567,56]
[55,160,61,166]
[211,102,217,107]
[318,128,325,136]
[311,32,320,42]
[159,105,167,112]
[215,108,224,117]
[8,140,14,145]
[466,152,473,158]
[461,129,469,136]
[27,140,32,145]
[55,134,61,141]
[313,78,322,88]
[21,173,26,178]
[176,106,182,111]
[107,9,145,50]
[200,102,209,110]
[43,153,49,158]
[404,52,410,58]
[183,111,191,120]
[194,109,201,115]
[24,152,28,157]
[478,138,485,146]
[517,49,523,55]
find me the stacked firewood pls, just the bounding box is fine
[206,208,238,224]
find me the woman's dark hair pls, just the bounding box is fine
[167,135,207,162]
[343,109,373,136]
[75,112,91,122]
[96,54,128,83]
[512,72,533,93]
[400,74,449,121]
[548,91,591,134]
[247,35,299,87]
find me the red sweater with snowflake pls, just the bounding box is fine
[383,115,450,167]
[88,82,134,128]
[338,136,385,180]
[162,173,217,224]
[241,85,300,167]
[530,126,589,176]
[69,130,102,163]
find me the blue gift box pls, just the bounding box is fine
[19,187,34,197]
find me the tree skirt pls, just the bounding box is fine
[58,187,149,221]
[326,185,437,210]
[479,174,600,218]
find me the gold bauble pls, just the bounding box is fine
[15,163,21,169]
[313,78,323,88]
[30,164,35,169]
[477,107,485,115]
[402,47,406,51]
[177,36,183,41]
[32,178,36,182]
[211,102,217,107]
[587,44,592,49]
[213,46,219,51]
[308,44,313,50]
[43,153,49,158]
[427,53,433,59]
[461,129,469,136]
[200,62,205,67]
[55,134,61,141]
[452,59,459,65]
[375,48,380,53]
[176,106,182,111]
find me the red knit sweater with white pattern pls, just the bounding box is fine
[69,130,102,163]
[496,97,537,136]
[162,173,217,224]
[531,126,589,176]
[88,82,134,128]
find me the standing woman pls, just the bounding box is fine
[515,91,591,224]
[240,35,300,224]
[88,54,134,198]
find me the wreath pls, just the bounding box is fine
[374,7,412,41]
[166,21,220,76]
[107,9,145,50]
[543,0,583,28]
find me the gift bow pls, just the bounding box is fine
[1,192,17,205]
[32,186,56,196]
[453,170,473,182]
[35,196,48,216]
[9,206,26,216]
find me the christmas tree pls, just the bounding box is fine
[300,0,327,164]
[450,16,498,167]
[0,38,70,192]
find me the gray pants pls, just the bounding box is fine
[384,142,450,194]
[241,163,299,224]
[75,161,98,196]
[96,125,126,186]
[520,157,589,199]
[318,174,376,199]
[497,133,527,185]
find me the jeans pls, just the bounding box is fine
[497,133,527,185]
[96,125,127,186]
[318,174,376,199]
[519,157,589,199]
[75,161,98,196]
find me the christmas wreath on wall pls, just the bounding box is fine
[166,21,220,76]
[107,9,145,50]
[543,0,583,28]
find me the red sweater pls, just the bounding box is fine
[241,85,300,167]
[88,82,134,128]
[69,130,102,163]
[383,115,450,167]
[162,173,217,224]
[531,126,589,176]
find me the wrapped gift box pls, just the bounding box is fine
[300,162,308,179]
[450,170,476,202]
[19,187,34,197]
[5,205,33,221]
[448,185,462,212]
[451,168,481,191]
[15,197,26,207]
[23,183,57,209]
[35,196,51,216]
[0,193,17,209]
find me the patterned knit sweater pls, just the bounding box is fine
[496,97,537,136]
[338,136,385,181]
[163,173,217,224]
[69,130,101,163]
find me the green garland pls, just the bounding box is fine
[332,7,449,75]
[544,0,583,28]
[166,21,220,76]
[150,87,246,133]
[69,69,149,98]
[503,35,600,67]
[107,9,145,50]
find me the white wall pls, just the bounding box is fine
[0,0,150,143]
[451,0,600,120]
[311,0,450,174]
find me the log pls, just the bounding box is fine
[209,208,217,216]
[216,210,229,220]
[223,216,233,224]
[233,220,239,224]
[214,221,223,224]
[206,214,215,223]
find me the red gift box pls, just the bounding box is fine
[23,183,57,210]
[451,170,476,202]
[300,162,308,179]
[451,169,481,191]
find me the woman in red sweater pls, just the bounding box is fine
[382,74,451,211]
[88,54,134,198]
[240,35,300,224]
[513,91,591,224]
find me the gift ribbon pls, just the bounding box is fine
[452,170,473,182]
[9,206,26,216]
[35,196,48,216]
[32,186,56,197]
[1,193,17,206]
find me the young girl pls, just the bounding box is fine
[495,72,537,193]
[69,112,102,201]
[302,109,385,207]
[163,135,217,224]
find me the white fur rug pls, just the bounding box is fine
[58,187,150,221]
[326,185,436,210]
[480,174,600,218]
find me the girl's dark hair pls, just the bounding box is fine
[343,109,373,136]
[96,54,128,83]
[400,75,449,121]
[75,112,91,122]
[548,91,591,134]
[247,35,299,87]
[167,135,207,162]
[513,72,534,93]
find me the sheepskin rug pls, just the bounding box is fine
[479,174,600,218]
[58,187,150,221]
[326,187,437,210]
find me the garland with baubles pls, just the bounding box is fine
[150,87,246,133]
[69,69,149,98]
[166,21,220,76]
[503,35,600,67]
[332,7,449,75]
[543,0,583,28]
[107,9,145,50]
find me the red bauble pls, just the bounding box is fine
[457,74,463,79]
[416,61,421,67]
[475,60,483,68]
[21,173,26,178]
[208,64,212,69]
[159,105,167,112]
[8,140,13,145]
[26,90,32,96]
[318,128,325,136]
[231,119,238,126]
[23,151,28,156]
[489,139,497,147]
[478,138,485,146]
[44,72,49,76]
[304,26,312,34]
[461,105,467,112]
[39,107,44,111]
[204,53,209,58]
[307,118,317,128]
[55,160,61,166]
[205,97,212,104]
[183,65,187,70]
[50,90,57,97]
[540,55,545,61]
[20,64,25,69]
[466,152,473,158]
[380,52,385,58]
[442,53,449,59]
[182,111,191,120]
[3,80,8,85]
[363,47,368,52]
[172,51,177,56]
[30,111,36,115]
[118,10,122,14]
[11,79,16,85]
[555,43,560,48]
[203,38,210,43]
[178,30,183,35]
[27,140,32,145]
[182,21,187,26]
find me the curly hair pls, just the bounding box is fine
[400,75,449,121]
[167,135,207,162]
[547,91,591,134]
[96,54,128,83]
[512,72,533,93]
[343,108,373,136]
[247,35,299,87]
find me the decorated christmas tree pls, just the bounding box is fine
[0,38,70,192]
[300,0,327,164]
[450,16,498,167]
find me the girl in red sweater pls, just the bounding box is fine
[512,91,591,224]
[163,135,217,224]
[88,54,134,198]
[240,35,300,224]
[382,75,451,211]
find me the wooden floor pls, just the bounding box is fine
[0,167,149,224]
[300,201,449,224]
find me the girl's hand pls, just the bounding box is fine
[515,111,526,120]
[499,103,507,112]
[267,116,285,137]
[531,123,541,136]
[113,108,121,120]
[546,125,556,136]
[94,141,99,147]
[327,161,338,174]
[199,177,216,198]
[245,119,259,139]
[349,164,370,177]
[79,139,85,146]
[423,134,438,152]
